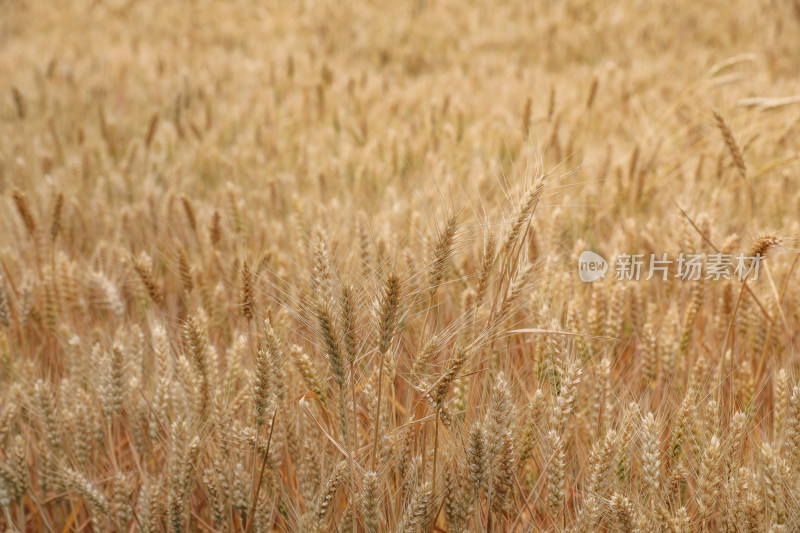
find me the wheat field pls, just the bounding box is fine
[2,1,800,532]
